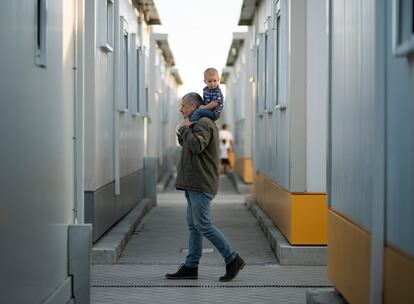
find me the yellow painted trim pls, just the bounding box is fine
[253,171,327,245]
[228,151,235,168]
[328,208,414,304]
[263,176,292,241]
[384,244,414,304]
[327,209,371,304]
[253,171,264,208]
[291,194,327,244]
[234,154,253,183]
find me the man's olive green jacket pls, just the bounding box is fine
[175,117,219,195]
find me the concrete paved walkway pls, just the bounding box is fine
[92,176,332,303]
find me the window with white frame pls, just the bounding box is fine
[254,45,259,114]
[161,87,169,123]
[238,51,247,118]
[393,0,414,56]
[257,33,266,114]
[250,45,258,113]
[138,46,148,115]
[265,17,273,110]
[101,0,114,52]
[119,17,128,111]
[145,87,149,116]
[35,0,47,67]
[235,80,242,120]
[275,0,282,105]
[129,33,138,114]
[264,30,269,110]
[136,48,141,114]
[249,45,256,83]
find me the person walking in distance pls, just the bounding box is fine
[166,92,245,282]
[219,139,231,175]
[219,124,234,170]
[219,124,233,150]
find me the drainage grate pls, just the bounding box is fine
[92,284,333,289]
[180,248,214,254]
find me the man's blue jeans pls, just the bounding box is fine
[184,190,237,268]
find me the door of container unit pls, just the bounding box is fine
[0,0,78,303]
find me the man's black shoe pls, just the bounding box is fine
[219,254,246,282]
[165,264,198,280]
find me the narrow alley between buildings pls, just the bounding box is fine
[92,176,332,303]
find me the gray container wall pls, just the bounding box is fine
[330,0,414,259]
[225,39,253,160]
[329,0,379,230]
[84,0,149,241]
[272,0,290,190]
[234,0,327,193]
[160,77,181,178]
[237,45,252,159]
[306,0,328,192]
[85,0,114,190]
[148,38,162,163]
[252,0,303,191]
[147,38,181,175]
[385,1,414,257]
[85,0,147,192]
[251,1,270,177]
[0,1,76,302]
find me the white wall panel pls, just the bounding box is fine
[252,0,291,190]
[0,1,75,302]
[306,0,328,192]
[86,0,147,191]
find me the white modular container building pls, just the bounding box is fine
[84,0,181,241]
[221,32,254,183]
[1,0,90,303]
[0,0,182,301]
[327,0,414,302]
[84,0,160,241]
[232,0,329,246]
[160,67,183,175]
[148,33,182,180]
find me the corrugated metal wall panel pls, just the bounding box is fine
[385,0,414,257]
[330,0,379,230]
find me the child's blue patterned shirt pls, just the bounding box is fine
[203,86,224,116]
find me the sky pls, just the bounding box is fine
[153,0,246,97]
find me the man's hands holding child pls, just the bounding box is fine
[180,118,195,127]
[175,118,194,135]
